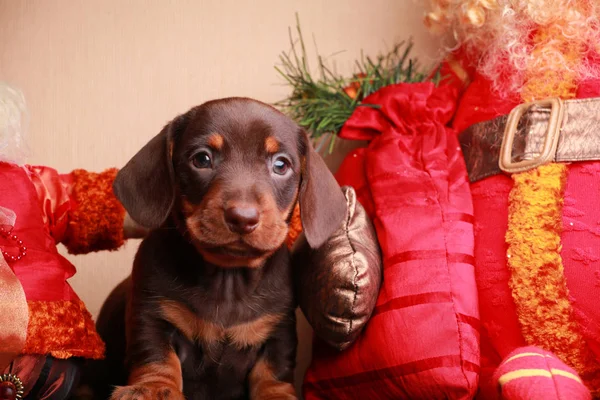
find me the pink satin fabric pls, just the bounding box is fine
[26,165,72,244]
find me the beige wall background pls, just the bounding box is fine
[0,0,441,394]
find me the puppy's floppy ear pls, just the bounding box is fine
[298,130,347,249]
[113,115,186,229]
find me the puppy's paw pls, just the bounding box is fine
[264,395,297,400]
[252,382,298,400]
[110,384,185,400]
[256,393,297,400]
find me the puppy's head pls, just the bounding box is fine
[114,98,346,267]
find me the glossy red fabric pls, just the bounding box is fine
[303,83,480,399]
[0,162,78,302]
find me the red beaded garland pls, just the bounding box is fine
[0,227,26,263]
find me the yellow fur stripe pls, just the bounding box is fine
[552,369,584,384]
[503,352,552,365]
[498,369,551,386]
[498,368,583,387]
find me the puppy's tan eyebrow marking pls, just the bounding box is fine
[265,136,280,153]
[207,133,224,150]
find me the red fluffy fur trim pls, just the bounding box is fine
[22,300,105,360]
[63,168,125,254]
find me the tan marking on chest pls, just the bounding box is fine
[227,313,284,349]
[160,301,225,344]
[160,300,283,348]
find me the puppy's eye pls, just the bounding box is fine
[192,151,213,169]
[272,155,291,176]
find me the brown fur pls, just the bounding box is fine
[97,97,347,400]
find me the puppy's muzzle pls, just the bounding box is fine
[224,205,259,234]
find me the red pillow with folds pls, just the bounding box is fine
[302,82,480,399]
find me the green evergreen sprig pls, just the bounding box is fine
[274,14,438,152]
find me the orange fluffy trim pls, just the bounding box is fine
[521,22,582,102]
[64,168,125,254]
[286,204,302,249]
[506,164,600,394]
[507,166,580,365]
[22,300,105,360]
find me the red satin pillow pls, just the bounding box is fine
[302,83,480,399]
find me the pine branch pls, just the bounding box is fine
[274,14,438,152]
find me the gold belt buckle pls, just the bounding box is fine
[499,97,565,174]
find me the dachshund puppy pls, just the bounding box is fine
[103,98,347,400]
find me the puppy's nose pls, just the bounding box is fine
[225,207,260,234]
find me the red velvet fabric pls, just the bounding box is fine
[303,83,480,399]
